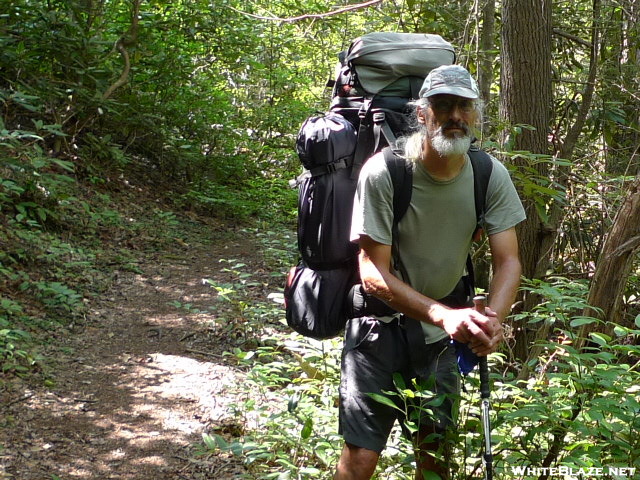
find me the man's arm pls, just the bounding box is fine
[486,227,522,323]
[358,235,498,352]
[467,227,521,354]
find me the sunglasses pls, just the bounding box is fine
[428,98,476,114]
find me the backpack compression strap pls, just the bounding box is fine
[308,155,353,177]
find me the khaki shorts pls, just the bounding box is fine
[338,316,461,454]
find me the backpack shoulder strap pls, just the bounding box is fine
[383,145,493,241]
[381,146,493,288]
[382,147,412,274]
[382,147,413,226]
[351,98,373,179]
[466,146,494,291]
[467,146,494,231]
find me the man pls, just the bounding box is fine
[334,65,526,480]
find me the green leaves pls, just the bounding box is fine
[300,416,313,439]
[515,276,597,329]
[502,149,570,223]
[368,392,403,411]
[569,316,599,327]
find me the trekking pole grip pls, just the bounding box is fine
[473,295,490,399]
[479,357,490,399]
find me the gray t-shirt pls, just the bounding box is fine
[350,151,526,343]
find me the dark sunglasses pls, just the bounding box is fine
[428,97,476,114]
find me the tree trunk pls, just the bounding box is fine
[478,0,496,109]
[500,0,553,279]
[578,176,640,343]
[471,0,497,293]
[604,0,640,176]
[499,0,553,362]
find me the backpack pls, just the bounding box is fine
[330,32,456,171]
[283,32,491,341]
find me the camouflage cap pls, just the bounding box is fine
[419,65,479,99]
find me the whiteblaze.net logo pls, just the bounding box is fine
[509,466,637,478]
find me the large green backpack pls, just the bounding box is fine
[329,32,455,173]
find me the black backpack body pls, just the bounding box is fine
[284,146,415,339]
[284,113,361,339]
[284,33,491,340]
[294,113,359,269]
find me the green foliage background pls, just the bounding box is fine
[1,0,639,478]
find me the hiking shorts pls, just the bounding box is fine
[338,316,461,454]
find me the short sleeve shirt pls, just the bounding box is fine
[350,151,526,343]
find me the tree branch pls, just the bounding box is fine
[610,234,640,257]
[102,41,130,100]
[557,0,601,159]
[227,0,384,23]
[537,401,583,480]
[102,0,141,100]
[552,27,590,47]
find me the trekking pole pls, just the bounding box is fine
[473,295,493,480]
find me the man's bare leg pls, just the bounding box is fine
[333,443,379,480]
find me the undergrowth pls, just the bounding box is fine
[198,260,640,479]
[0,133,257,381]
[0,180,192,379]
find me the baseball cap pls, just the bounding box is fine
[419,65,479,99]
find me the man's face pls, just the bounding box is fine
[422,94,478,157]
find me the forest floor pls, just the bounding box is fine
[0,213,273,479]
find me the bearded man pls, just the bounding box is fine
[333,65,526,480]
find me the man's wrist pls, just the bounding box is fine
[426,302,450,328]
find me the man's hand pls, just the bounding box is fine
[469,306,503,356]
[433,305,503,356]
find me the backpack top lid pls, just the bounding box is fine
[346,32,456,95]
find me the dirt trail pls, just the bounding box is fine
[1,228,260,479]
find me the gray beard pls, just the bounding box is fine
[430,131,472,157]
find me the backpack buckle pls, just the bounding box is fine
[325,158,349,174]
[326,162,339,173]
[372,111,386,123]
